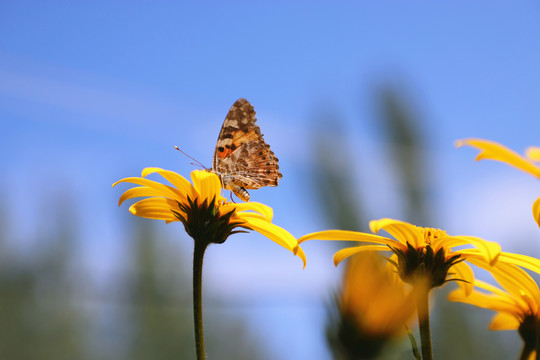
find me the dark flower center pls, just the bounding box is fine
[389,242,464,289]
[172,196,250,246]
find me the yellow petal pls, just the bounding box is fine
[298,229,400,247]
[238,216,305,267]
[456,138,540,178]
[129,198,180,221]
[533,197,540,228]
[191,170,222,202]
[498,252,540,275]
[117,186,178,206]
[449,261,474,296]
[448,287,499,309]
[233,202,274,221]
[491,262,540,303]
[220,201,274,222]
[113,177,186,203]
[236,212,273,222]
[489,312,520,331]
[369,219,423,248]
[465,254,540,306]
[295,246,307,269]
[473,279,519,299]
[526,146,540,162]
[449,235,501,265]
[449,288,521,318]
[333,245,393,266]
[141,167,197,198]
[340,252,423,337]
[471,290,525,317]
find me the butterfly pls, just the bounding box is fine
[211,98,282,202]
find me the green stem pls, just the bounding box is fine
[417,290,432,360]
[193,241,208,360]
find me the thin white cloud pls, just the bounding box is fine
[0,68,182,126]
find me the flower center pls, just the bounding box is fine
[421,227,447,245]
[391,240,462,290]
[172,196,249,246]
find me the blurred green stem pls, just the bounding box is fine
[193,241,207,360]
[418,290,432,360]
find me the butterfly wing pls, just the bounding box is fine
[212,98,282,200]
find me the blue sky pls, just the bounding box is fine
[2,2,540,359]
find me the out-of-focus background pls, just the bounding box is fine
[2,2,540,359]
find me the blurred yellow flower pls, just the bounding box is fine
[456,138,540,227]
[330,252,426,360]
[448,255,540,360]
[113,168,306,266]
[298,218,501,294]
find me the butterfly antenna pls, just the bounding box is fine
[174,146,208,170]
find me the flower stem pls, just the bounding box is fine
[417,290,432,360]
[193,241,208,360]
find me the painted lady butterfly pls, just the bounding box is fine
[211,98,282,202]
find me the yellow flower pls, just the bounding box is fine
[448,254,540,360]
[113,168,306,267]
[342,253,420,335]
[456,138,540,227]
[333,252,426,351]
[298,218,501,293]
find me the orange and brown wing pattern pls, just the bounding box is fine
[211,98,282,201]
